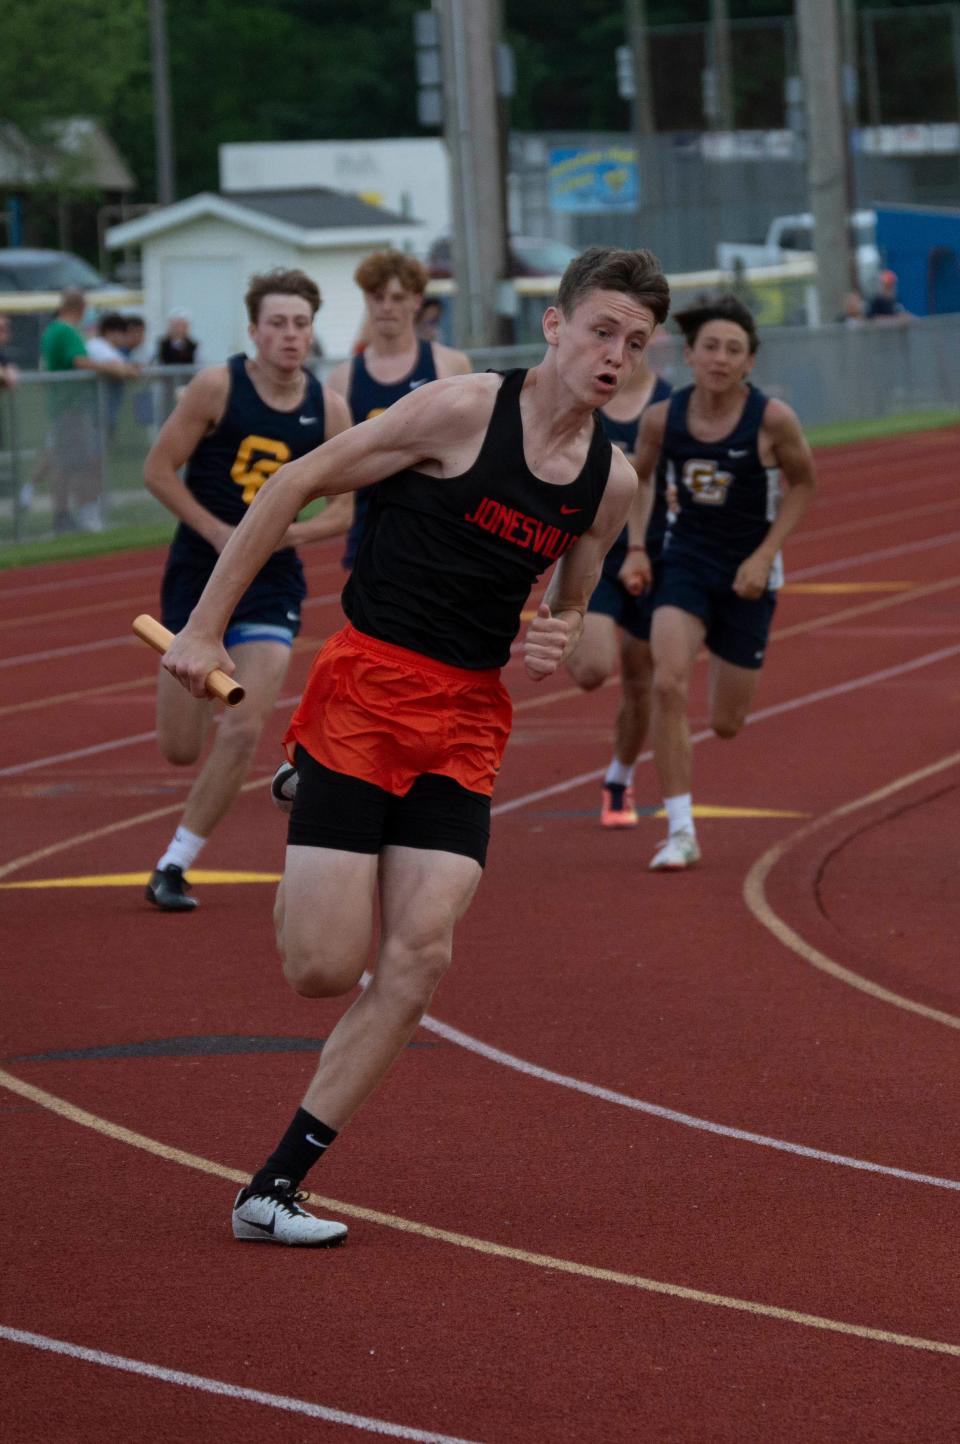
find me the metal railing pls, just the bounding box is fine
[1,317,958,549]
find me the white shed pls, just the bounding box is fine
[104,190,428,363]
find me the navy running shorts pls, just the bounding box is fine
[654,547,777,670]
[160,552,303,644]
[587,561,662,642]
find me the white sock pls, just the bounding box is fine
[664,794,694,836]
[157,825,206,873]
[605,757,634,787]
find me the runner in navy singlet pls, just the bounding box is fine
[161,247,671,1246]
[633,295,816,872]
[326,249,471,568]
[142,268,352,911]
[565,349,672,828]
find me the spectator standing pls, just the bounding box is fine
[156,311,200,366]
[40,289,137,532]
[866,270,909,323]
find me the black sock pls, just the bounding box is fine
[248,1108,338,1194]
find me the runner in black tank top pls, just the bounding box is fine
[158,247,671,1246]
[564,359,672,829]
[633,295,816,873]
[142,270,352,913]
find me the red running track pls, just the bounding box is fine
[1,426,960,1442]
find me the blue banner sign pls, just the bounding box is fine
[548,146,639,214]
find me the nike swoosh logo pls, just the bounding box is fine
[728,448,749,457]
[242,1215,275,1235]
[409,379,428,389]
[304,1133,329,1149]
[299,415,319,425]
[560,505,581,515]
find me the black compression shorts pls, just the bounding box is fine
[287,745,491,867]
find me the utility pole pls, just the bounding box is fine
[436,0,509,349]
[709,0,735,132]
[624,0,660,213]
[149,0,176,205]
[795,0,854,323]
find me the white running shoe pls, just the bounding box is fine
[232,1178,347,1246]
[270,762,298,814]
[649,829,701,872]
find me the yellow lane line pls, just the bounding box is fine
[0,869,282,889]
[2,1064,959,1360]
[780,582,913,594]
[743,751,960,1031]
[2,575,958,887]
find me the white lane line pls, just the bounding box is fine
[789,528,960,580]
[0,636,139,670]
[3,642,959,785]
[0,1325,478,1444]
[0,590,344,670]
[418,1014,960,1194]
[492,642,960,819]
[0,564,160,600]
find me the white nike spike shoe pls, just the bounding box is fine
[649,829,701,872]
[270,762,299,815]
[232,1178,347,1246]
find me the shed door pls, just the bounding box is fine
[160,256,244,366]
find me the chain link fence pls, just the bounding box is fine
[1,317,958,551]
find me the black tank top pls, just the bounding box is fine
[599,373,672,579]
[663,383,779,569]
[170,354,325,591]
[343,339,439,567]
[342,369,613,669]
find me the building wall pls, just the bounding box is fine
[219,138,450,245]
[875,206,960,316]
[138,219,394,362]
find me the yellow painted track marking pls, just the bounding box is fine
[780,582,913,594]
[2,1064,959,1359]
[743,751,960,1030]
[0,869,281,890]
[674,805,807,820]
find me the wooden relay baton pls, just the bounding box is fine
[132,614,245,706]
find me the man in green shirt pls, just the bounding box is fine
[40,288,137,532]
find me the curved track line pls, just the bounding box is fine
[743,751,960,1030]
[0,1326,477,1444]
[0,675,149,719]
[2,1067,959,1360]
[416,1012,960,1192]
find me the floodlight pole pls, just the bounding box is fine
[795,0,855,322]
[149,0,176,205]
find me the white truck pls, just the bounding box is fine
[716,210,879,293]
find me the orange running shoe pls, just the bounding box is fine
[600,783,638,828]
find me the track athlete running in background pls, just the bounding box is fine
[565,348,671,828]
[161,246,671,1246]
[634,295,816,872]
[327,250,471,571]
[143,269,352,911]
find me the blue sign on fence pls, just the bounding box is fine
[548,147,639,214]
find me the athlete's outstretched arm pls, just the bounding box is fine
[523,450,637,681]
[162,377,496,696]
[619,400,669,597]
[733,401,816,599]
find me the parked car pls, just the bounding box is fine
[0,248,114,293]
[0,249,142,366]
[426,234,581,278]
[716,211,879,294]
